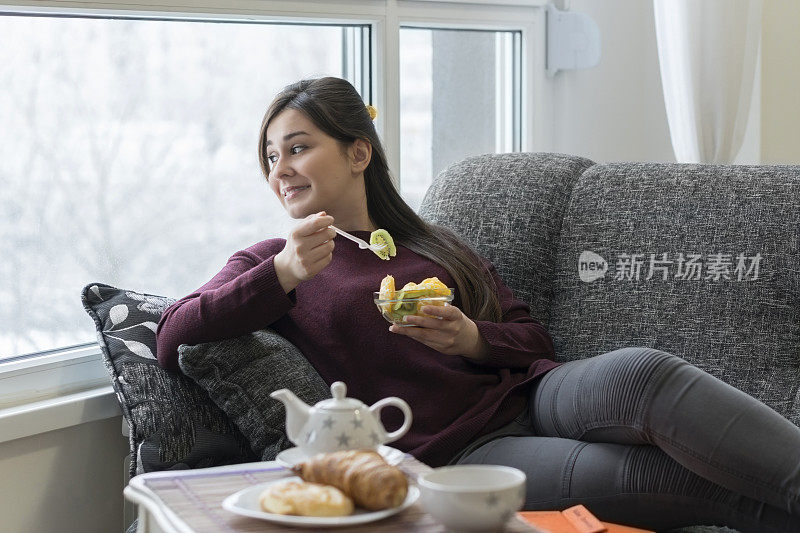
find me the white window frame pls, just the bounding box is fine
[0,0,548,429]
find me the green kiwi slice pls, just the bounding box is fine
[369,229,397,260]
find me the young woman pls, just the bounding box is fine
[156,77,800,532]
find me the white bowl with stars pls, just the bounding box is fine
[418,465,526,532]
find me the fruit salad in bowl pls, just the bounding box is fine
[374,275,454,326]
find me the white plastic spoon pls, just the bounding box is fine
[330,226,387,253]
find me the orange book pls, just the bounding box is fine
[517,505,654,533]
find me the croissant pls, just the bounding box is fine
[291,450,408,511]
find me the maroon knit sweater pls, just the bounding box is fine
[156,232,560,466]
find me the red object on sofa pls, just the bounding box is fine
[517,504,654,533]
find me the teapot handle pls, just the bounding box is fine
[369,397,413,444]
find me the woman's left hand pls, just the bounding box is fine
[389,305,490,361]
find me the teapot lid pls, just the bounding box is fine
[316,382,365,410]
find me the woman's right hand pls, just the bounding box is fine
[274,212,336,293]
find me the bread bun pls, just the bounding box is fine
[259,479,354,517]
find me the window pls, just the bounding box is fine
[0,14,368,362]
[399,27,522,209]
[0,0,543,404]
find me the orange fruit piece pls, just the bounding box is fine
[416,277,451,296]
[379,275,396,299]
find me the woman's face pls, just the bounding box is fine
[265,109,365,220]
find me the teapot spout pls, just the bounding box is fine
[270,388,311,445]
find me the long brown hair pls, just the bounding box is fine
[257,77,501,322]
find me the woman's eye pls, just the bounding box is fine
[291,145,306,155]
[267,154,278,164]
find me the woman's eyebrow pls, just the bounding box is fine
[265,131,309,146]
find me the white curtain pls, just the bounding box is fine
[653,0,762,164]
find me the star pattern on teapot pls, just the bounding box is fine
[336,432,351,447]
[370,431,380,444]
[486,494,499,508]
[321,416,335,430]
[351,416,364,429]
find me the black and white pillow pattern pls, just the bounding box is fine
[92,286,166,361]
[81,283,255,477]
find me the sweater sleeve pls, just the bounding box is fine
[155,240,294,371]
[472,260,555,370]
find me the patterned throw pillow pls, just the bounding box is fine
[178,329,331,461]
[81,283,256,478]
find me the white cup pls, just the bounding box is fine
[418,464,526,532]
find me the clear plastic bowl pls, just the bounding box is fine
[373,289,455,326]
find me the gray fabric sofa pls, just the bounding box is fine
[419,151,800,533]
[89,152,795,533]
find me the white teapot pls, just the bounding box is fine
[270,381,412,456]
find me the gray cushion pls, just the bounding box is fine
[178,329,331,461]
[419,152,595,327]
[549,163,800,424]
[81,283,255,478]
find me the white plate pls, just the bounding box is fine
[222,477,419,528]
[275,446,406,468]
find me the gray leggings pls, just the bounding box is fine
[456,348,800,532]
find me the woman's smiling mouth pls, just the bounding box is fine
[282,185,311,200]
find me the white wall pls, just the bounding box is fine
[0,416,128,533]
[546,0,762,166]
[762,0,800,164]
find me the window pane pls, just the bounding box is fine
[0,15,357,360]
[399,28,522,210]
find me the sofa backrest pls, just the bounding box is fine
[419,152,595,327]
[549,162,800,424]
[422,154,800,424]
